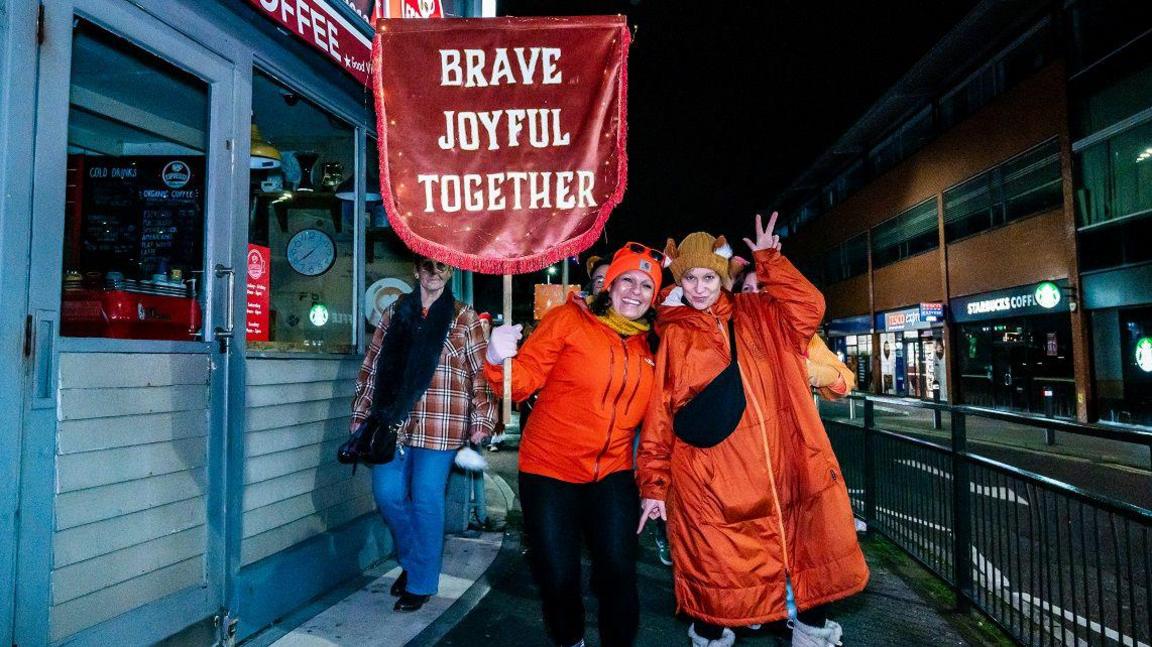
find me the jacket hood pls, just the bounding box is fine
[655,288,733,334]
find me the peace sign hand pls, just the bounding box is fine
[743,212,782,253]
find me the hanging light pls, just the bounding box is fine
[250,124,282,170]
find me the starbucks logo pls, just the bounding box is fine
[1136,337,1152,373]
[1035,281,1061,309]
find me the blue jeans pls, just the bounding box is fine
[371,447,456,596]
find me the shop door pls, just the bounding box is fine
[992,336,1030,412]
[904,338,923,399]
[16,2,240,643]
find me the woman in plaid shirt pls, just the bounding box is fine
[350,257,497,612]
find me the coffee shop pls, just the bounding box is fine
[0,0,486,644]
[950,280,1076,417]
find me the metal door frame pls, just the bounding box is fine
[14,0,243,643]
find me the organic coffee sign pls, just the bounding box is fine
[372,17,630,274]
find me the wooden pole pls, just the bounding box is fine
[502,274,513,426]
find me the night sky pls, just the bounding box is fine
[474,0,979,318]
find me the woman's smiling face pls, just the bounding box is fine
[608,269,655,320]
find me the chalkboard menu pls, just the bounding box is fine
[77,155,204,278]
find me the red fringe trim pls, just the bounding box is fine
[371,23,631,276]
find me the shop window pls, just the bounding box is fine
[60,19,208,341]
[246,70,355,353]
[1077,212,1152,272]
[1119,307,1152,425]
[363,136,420,333]
[871,199,938,269]
[1076,121,1152,228]
[945,140,1061,242]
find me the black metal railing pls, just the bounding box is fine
[823,395,1152,647]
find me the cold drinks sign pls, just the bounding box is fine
[372,17,631,274]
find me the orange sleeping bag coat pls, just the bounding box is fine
[636,249,868,626]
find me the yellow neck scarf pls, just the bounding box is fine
[589,296,650,336]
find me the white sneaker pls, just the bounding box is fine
[790,618,843,647]
[688,624,736,647]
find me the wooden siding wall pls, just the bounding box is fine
[53,352,210,643]
[242,357,375,567]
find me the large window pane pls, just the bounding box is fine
[1110,120,1152,219]
[1002,140,1062,223]
[60,19,208,341]
[872,199,939,269]
[843,234,869,278]
[902,199,940,256]
[1075,142,1111,227]
[247,70,355,353]
[944,172,996,240]
[1075,63,1152,138]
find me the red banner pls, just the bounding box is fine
[372,17,630,274]
[246,0,373,84]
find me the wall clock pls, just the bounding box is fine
[286,228,335,276]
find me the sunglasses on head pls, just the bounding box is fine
[419,259,451,273]
[623,242,664,262]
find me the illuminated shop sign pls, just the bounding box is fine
[246,0,373,84]
[951,280,1070,323]
[1137,337,1152,373]
[877,302,945,331]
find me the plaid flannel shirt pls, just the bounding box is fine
[350,301,497,450]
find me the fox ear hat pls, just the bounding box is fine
[667,232,732,283]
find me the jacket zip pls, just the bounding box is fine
[725,316,792,576]
[594,335,630,481]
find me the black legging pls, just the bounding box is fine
[519,470,639,647]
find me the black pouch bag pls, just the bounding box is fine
[673,318,746,448]
[338,414,400,469]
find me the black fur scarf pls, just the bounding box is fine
[371,288,455,424]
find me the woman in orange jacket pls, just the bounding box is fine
[485,243,664,647]
[637,215,868,647]
[732,262,856,400]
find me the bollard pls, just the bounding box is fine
[863,398,875,535]
[932,383,942,430]
[1043,387,1056,446]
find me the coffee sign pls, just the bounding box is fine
[951,280,1070,323]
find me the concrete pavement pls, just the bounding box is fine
[240,444,1009,646]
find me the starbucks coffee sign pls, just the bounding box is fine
[952,280,1070,323]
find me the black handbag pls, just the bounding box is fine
[338,414,400,469]
[673,318,746,448]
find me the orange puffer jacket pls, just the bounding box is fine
[637,250,868,626]
[485,295,656,483]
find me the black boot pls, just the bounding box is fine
[394,592,430,612]
[390,571,407,597]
